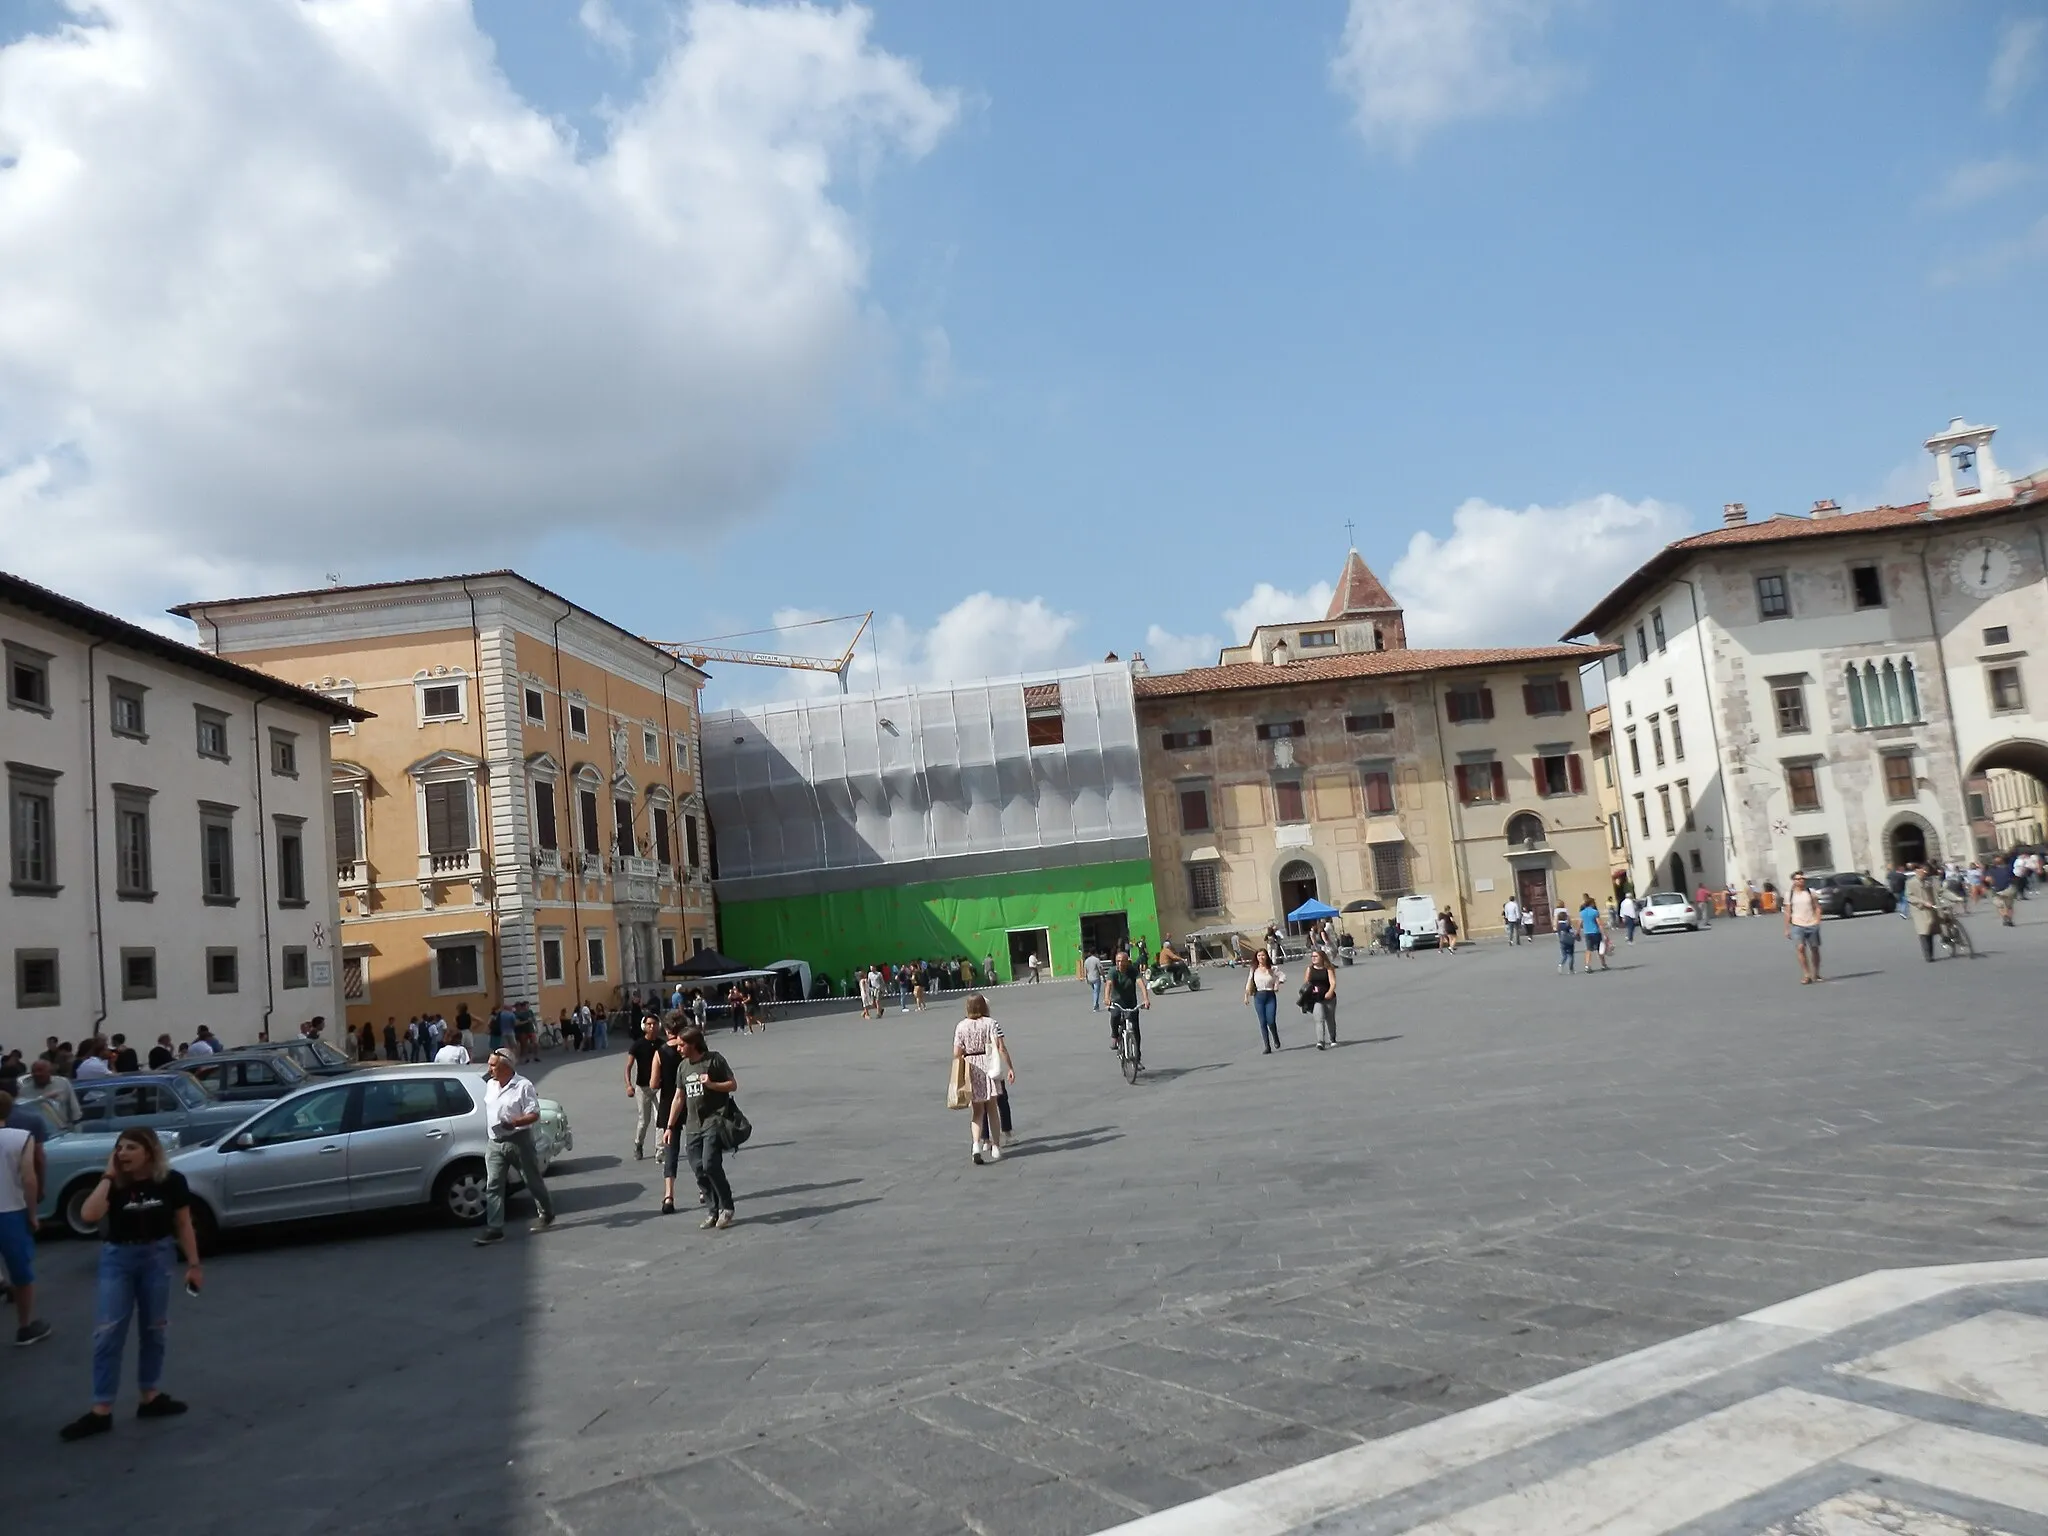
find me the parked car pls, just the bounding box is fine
[1639,891,1700,933]
[41,1128,185,1236]
[74,1071,256,1147]
[174,1048,310,1102]
[1394,893,1440,950]
[1811,871,1898,918]
[171,1065,574,1245]
[234,1036,359,1078]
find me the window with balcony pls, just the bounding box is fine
[423,780,472,872]
[578,787,601,862]
[333,787,364,882]
[613,795,636,857]
[652,805,673,867]
[532,780,558,853]
[685,814,701,870]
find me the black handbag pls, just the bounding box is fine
[718,1100,752,1151]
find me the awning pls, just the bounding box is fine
[1365,820,1406,845]
[1185,845,1222,862]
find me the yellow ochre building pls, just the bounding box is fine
[177,574,715,1030]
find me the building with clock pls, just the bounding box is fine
[1565,418,2048,897]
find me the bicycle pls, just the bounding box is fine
[1111,1003,1142,1084]
[1935,900,1976,959]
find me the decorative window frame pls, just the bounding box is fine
[413,667,470,728]
[113,782,155,901]
[311,676,358,735]
[527,752,562,870]
[407,749,486,902]
[567,695,591,741]
[571,762,605,875]
[5,641,53,716]
[423,928,489,996]
[108,676,148,740]
[332,761,370,891]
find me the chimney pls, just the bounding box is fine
[1722,502,1749,527]
[1270,638,1292,668]
[1128,652,1150,676]
[1811,498,1840,518]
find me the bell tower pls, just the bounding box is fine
[1926,417,2014,511]
[1326,549,1406,651]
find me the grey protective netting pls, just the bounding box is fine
[702,663,1146,880]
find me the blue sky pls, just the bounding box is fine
[3,2,2046,704]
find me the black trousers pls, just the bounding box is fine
[1919,933,1935,960]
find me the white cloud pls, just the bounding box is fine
[705,593,1083,705]
[1988,16,2045,113]
[1932,211,2048,286]
[1223,581,1337,640]
[1388,493,1689,644]
[577,0,633,60]
[0,0,956,616]
[1331,0,1565,155]
[1925,156,2033,212]
[1140,624,1221,673]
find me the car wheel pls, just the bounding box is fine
[62,1178,103,1239]
[435,1160,488,1226]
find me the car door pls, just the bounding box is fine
[74,1081,117,1132]
[219,1084,357,1222]
[346,1078,459,1210]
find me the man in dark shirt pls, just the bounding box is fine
[650,1021,689,1214]
[146,1035,175,1070]
[1105,950,1150,1064]
[665,1029,738,1229]
[111,1035,140,1074]
[627,1017,661,1160]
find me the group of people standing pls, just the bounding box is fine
[627,1014,745,1226]
[859,956,1005,1017]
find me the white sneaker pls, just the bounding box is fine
[986,1142,1002,1163]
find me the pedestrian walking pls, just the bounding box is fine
[433,1028,471,1065]
[1437,908,1459,955]
[1578,895,1608,972]
[1521,904,1536,944]
[1085,950,1105,1012]
[1555,904,1577,973]
[1695,883,1714,927]
[1907,863,1944,959]
[1992,856,2017,926]
[953,995,1015,1165]
[475,1050,556,1245]
[627,1016,661,1160]
[1027,951,1043,984]
[0,1092,49,1347]
[1784,870,1824,983]
[1243,949,1284,1053]
[58,1127,201,1439]
[663,1029,739,1228]
[651,1020,689,1215]
[1618,891,1639,942]
[1304,948,1337,1049]
[1502,897,1522,944]
[983,951,998,987]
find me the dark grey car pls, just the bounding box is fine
[1812,871,1897,917]
[174,1049,310,1103]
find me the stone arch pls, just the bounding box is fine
[1504,811,1547,848]
[1275,855,1326,931]
[1881,810,1941,871]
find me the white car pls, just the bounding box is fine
[1638,891,1699,933]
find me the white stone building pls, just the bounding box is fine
[3,571,361,1049]
[1567,420,2048,895]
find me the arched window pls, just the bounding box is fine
[1506,812,1546,847]
[1864,661,1886,725]
[1847,664,1868,728]
[1881,660,1903,726]
[1901,657,1920,721]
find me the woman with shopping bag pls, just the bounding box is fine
[952,994,1015,1165]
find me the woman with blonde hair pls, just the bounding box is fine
[953,994,1015,1165]
[60,1127,203,1441]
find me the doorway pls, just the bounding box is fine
[1516,867,1553,933]
[1079,910,1129,963]
[1889,821,1929,869]
[1279,860,1319,933]
[1667,853,1687,893]
[1007,928,1050,982]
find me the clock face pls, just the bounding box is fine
[1950,537,2019,598]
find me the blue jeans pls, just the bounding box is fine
[1252,990,1279,1048]
[686,1126,734,1213]
[1559,939,1576,972]
[1089,977,1104,1012]
[94,1239,174,1404]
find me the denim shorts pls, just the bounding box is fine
[1791,923,1822,954]
[0,1208,34,1284]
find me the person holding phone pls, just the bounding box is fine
[60,1127,202,1441]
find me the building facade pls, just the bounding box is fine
[1137,553,1615,940]
[176,574,714,1029]
[1587,703,1634,883]
[1567,419,2048,893]
[703,664,1157,984]
[4,572,358,1047]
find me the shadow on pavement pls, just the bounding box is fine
[744,1197,883,1226]
[745,1178,862,1201]
[1145,1063,1227,1083]
[550,1180,649,1215]
[1004,1131,1125,1159]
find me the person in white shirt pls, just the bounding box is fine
[0,1092,49,1345]
[186,1027,219,1056]
[433,1034,471,1065]
[74,1049,114,1081]
[1618,892,1640,942]
[476,1051,554,1245]
[17,1061,80,1133]
[1502,898,1522,945]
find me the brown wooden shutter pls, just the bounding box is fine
[1522,684,1539,715]
[579,789,600,853]
[1557,679,1571,712]
[1454,764,1472,803]
[424,781,468,854]
[1480,687,1496,720]
[332,792,357,865]
[533,785,558,851]
[1567,754,1585,794]
[1490,762,1507,801]
[1446,692,1465,723]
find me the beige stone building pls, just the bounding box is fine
[1136,553,1616,941]
[1587,703,1634,882]
[176,574,714,1030]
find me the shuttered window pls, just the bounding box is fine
[1445,687,1495,723]
[424,781,469,855]
[532,783,558,852]
[1455,762,1506,803]
[1362,771,1395,815]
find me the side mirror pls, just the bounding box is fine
[231,1132,255,1151]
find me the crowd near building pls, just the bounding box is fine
[7,416,2048,1043]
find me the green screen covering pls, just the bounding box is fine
[717,859,1160,991]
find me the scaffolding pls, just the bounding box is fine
[702,663,1149,897]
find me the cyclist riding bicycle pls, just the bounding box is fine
[1105,948,1151,1066]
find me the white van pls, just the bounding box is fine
[1395,894,1440,950]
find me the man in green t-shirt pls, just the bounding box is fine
[1105,950,1150,1064]
[662,1028,739,1229]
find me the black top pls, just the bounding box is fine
[147,1045,174,1069]
[654,1042,684,1121]
[114,1048,140,1074]
[104,1171,191,1246]
[1107,962,1143,1010]
[629,1034,661,1087]
[680,1052,733,1132]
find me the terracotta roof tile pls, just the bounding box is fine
[1563,474,2048,639]
[1326,549,1399,619]
[1133,644,1615,700]
[1022,682,1062,709]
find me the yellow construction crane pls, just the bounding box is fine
[651,611,874,693]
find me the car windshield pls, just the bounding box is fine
[304,1039,348,1068]
[169,1074,212,1107]
[1649,893,1685,906]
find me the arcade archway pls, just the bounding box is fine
[1965,740,2048,858]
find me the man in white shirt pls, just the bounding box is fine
[476,1050,555,1245]
[433,1033,471,1065]
[1083,950,1105,1010]
[1502,898,1522,945]
[1618,892,1640,942]
[186,1026,219,1056]
[0,1090,49,1345]
[16,1061,79,1133]
[73,1048,113,1081]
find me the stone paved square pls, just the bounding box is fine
[10,907,2048,1535]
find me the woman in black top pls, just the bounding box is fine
[61,1127,203,1441]
[650,1021,689,1215]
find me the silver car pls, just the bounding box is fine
[170,1065,573,1244]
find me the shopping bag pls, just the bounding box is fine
[946,1054,971,1110]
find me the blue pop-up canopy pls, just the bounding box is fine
[1287,898,1341,922]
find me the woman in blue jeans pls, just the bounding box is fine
[60,1128,203,1442]
[1242,948,1284,1053]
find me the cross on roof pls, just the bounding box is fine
[1344,518,1356,548]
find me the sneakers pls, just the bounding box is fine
[473,1229,505,1246]
[136,1394,188,1420]
[529,1214,555,1233]
[16,1319,50,1346]
[972,1147,985,1165]
[699,1211,719,1229]
[715,1210,733,1229]
[985,1143,1001,1164]
[60,1410,113,1442]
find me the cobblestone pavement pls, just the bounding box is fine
[9,903,2048,1535]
